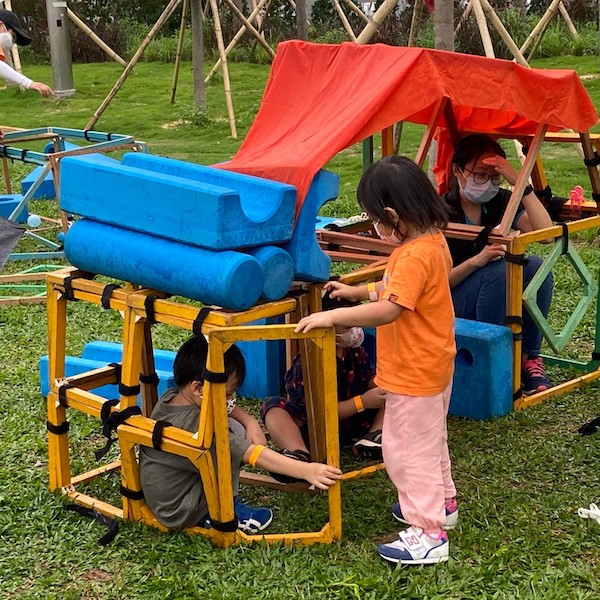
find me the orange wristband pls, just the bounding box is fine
[367,282,378,302]
[353,395,364,413]
[248,445,265,467]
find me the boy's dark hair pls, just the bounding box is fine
[357,155,449,237]
[451,134,506,170]
[173,335,246,388]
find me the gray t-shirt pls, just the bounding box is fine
[139,388,251,529]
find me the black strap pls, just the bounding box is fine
[473,225,494,254]
[152,420,172,450]
[139,372,159,386]
[63,276,78,301]
[592,352,600,361]
[144,294,158,324]
[21,148,28,161]
[120,485,144,500]
[209,517,239,533]
[83,129,93,141]
[95,405,142,460]
[584,154,600,167]
[327,242,340,251]
[202,367,227,384]
[558,222,569,255]
[47,420,69,434]
[65,504,119,546]
[578,416,600,436]
[593,192,600,203]
[108,362,122,383]
[100,398,120,423]
[192,307,212,336]
[100,283,120,309]
[513,388,523,401]
[505,316,524,341]
[504,253,529,266]
[58,383,75,407]
[119,382,141,397]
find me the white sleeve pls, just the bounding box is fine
[0,59,33,88]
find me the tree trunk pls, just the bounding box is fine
[296,0,308,40]
[434,0,454,50]
[191,0,206,109]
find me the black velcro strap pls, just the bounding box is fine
[209,517,239,533]
[592,352,600,361]
[578,416,600,436]
[584,154,600,167]
[120,485,144,500]
[47,420,69,434]
[152,420,172,450]
[101,283,121,309]
[21,148,28,161]
[202,367,227,384]
[83,129,93,141]
[95,405,142,461]
[513,388,523,401]
[100,398,120,423]
[119,382,141,397]
[505,315,524,341]
[593,192,600,203]
[504,253,529,266]
[193,307,212,336]
[65,504,119,546]
[62,276,78,301]
[108,362,122,383]
[144,294,158,324]
[473,225,494,254]
[558,222,569,255]
[139,372,159,386]
[58,383,75,407]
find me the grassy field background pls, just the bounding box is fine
[1,55,600,599]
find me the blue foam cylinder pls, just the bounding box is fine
[449,318,513,420]
[245,245,294,301]
[0,194,27,223]
[64,219,264,310]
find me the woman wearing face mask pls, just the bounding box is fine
[0,10,52,97]
[443,133,554,395]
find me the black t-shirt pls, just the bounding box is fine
[442,183,523,267]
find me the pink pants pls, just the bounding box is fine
[382,382,456,532]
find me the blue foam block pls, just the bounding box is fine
[283,169,339,281]
[0,194,28,223]
[60,154,295,250]
[64,218,264,311]
[449,318,513,420]
[82,341,176,374]
[245,245,294,301]
[39,355,175,401]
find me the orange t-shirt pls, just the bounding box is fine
[374,231,456,396]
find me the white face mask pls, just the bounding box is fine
[373,220,401,245]
[335,327,365,349]
[459,172,499,205]
[0,32,13,53]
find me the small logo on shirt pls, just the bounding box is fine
[388,293,398,303]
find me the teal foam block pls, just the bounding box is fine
[283,169,339,281]
[60,153,295,250]
[21,141,118,200]
[245,245,294,301]
[0,195,27,223]
[450,318,513,420]
[39,355,175,401]
[64,218,264,311]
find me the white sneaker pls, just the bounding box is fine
[378,526,449,565]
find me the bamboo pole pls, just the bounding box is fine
[85,0,182,130]
[170,0,190,104]
[408,0,424,47]
[205,0,271,83]
[479,0,529,66]
[471,0,495,58]
[67,8,127,68]
[333,0,357,41]
[210,0,238,139]
[558,1,579,39]
[341,0,369,24]
[356,0,400,44]
[220,0,275,57]
[519,0,561,54]
[454,0,472,36]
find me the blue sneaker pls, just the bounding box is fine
[378,526,448,565]
[392,499,458,530]
[234,498,273,534]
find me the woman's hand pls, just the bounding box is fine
[481,155,519,186]
[471,244,507,268]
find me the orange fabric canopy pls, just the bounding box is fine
[220,41,598,214]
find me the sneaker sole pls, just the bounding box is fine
[392,512,457,531]
[238,512,274,534]
[379,552,449,565]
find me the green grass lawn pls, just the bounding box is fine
[1,55,600,599]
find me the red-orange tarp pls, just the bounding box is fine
[220,41,598,215]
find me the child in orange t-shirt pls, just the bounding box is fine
[296,156,457,566]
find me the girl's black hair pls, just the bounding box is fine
[173,335,246,388]
[356,155,449,240]
[451,134,506,170]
